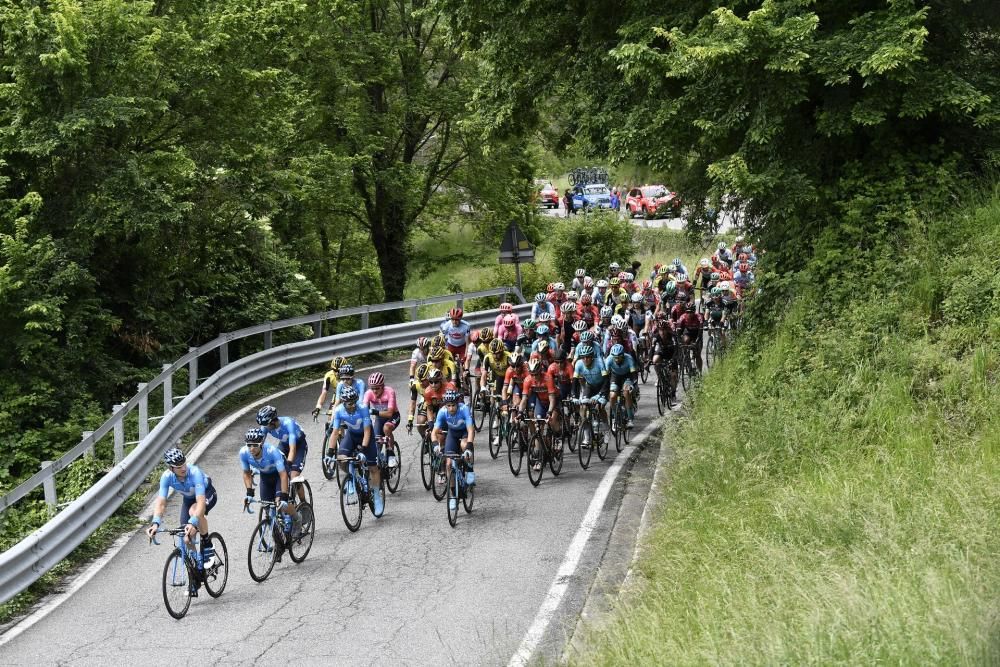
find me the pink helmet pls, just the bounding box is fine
[499,302,514,313]
[503,314,516,327]
[368,372,384,387]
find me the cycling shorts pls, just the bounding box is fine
[372,411,401,437]
[277,438,308,473]
[180,482,218,525]
[447,343,467,364]
[337,430,377,465]
[444,429,467,456]
[609,374,634,393]
[527,394,550,419]
[259,471,281,503]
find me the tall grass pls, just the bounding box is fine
[575,192,1000,665]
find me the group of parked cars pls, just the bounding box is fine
[534,179,682,218]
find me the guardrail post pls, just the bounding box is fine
[162,363,173,415]
[83,430,95,458]
[220,341,229,368]
[456,294,464,310]
[410,303,419,321]
[113,404,125,462]
[188,349,198,393]
[41,462,56,514]
[360,309,369,329]
[137,384,149,440]
[313,320,323,339]
[263,330,272,350]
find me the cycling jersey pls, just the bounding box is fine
[410,347,427,367]
[335,378,369,406]
[593,289,609,307]
[158,464,212,500]
[503,365,526,396]
[677,312,703,332]
[733,269,755,288]
[322,370,339,393]
[604,353,638,379]
[364,386,398,415]
[430,358,459,383]
[531,301,555,320]
[434,403,473,432]
[266,416,307,451]
[423,382,456,409]
[473,342,490,368]
[573,342,606,370]
[493,312,521,333]
[238,444,286,475]
[573,359,608,388]
[332,403,372,434]
[439,319,471,348]
[531,336,558,355]
[482,351,511,383]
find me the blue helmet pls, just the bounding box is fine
[443,389,460,404]
[578,344,595,357]
[163,447,185,467]
[341,387,359,404]
[256,405,277,425]
[244,427,267,445]
[536,324,549,336]
[610,344,625,357]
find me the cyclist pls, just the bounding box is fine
[650,315,679,399]
[427,346,459,388]
[432,389,476,511]
[333,364,368,409]
[533,323,558,354]
[607,277,628,307]
[604,315,637,357]
[547,282,568,308]
[704,288,729,348]
[572,344,609,443]
[416,367,452,439]
[239,428,296,560]
[676,302,704,373]
[598,305,613,330]
[468,327,494,397]
[440,307,471,366]
[625,293,650,364]
[571,268,588,293]
[492,302,519,335]
[607,262,621,284]
[497,313,522,352]
[605,343,639,429]
[363,372,400,469]
[501,352,527,416]
[481,338,512,398]
[549,348,575,412]
[146,448,219,596]
[532,292,555,321]
[312,355,348,419]
[517,358,559,470]
[693,258,713,305]
[714,242,733,269]
[593,279,610,307]
[655,265,672,292]
[408,362,431,435]
[406,337,430,432]
[256,405,309,502]
[733,260,756,297]
[329,386,383,515]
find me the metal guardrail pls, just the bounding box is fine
[0,288,527,604]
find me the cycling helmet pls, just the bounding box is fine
[566,290,578,301]
[618,271,627,281]
[738,253,749,261]
[578,344,595,357]
[428,346,445,361]
[580,331,595,343]
[575,268,586,277]
[560,301,575,313]
[163,447,186,467]
[537,340,550,354]
[536,324,550,336]
[330,355,347,370]
[630,292,643,303]
[546,283,555,293]
[673,257,682,266]
[426,368,443,382]
[256,405,277,425]
[449,307,464,320]
[717,241,727,251]
[735,235,745,244]
[489,338,505,354]
[572,320,588,332]
[610,343,625,357]
[583,277,594,288]
[699,258,710,269]
[554,282,565,291]
[610,314,625,328]
[739,261,750,272]
[663,281,678,296]
[479,327,494,343]
[609,277,620,287]
[415,362,430,381]
[599,305,613,319]
[245,428,266,445]
[710,287,721,296]
[510,352,524,366]
[368,372,384,387]
[527,358,543,374]
[341,387,359,404]
[658,265,670,276]
[415,337,428,350]
[524,318,536,330]
[596,279,609,289]
[534,292,546,302]
[443,389,460,404]
[685,301,696,312]
[499,302,514,313]
[710,272,720,281]
[609,262,620,272]
[676,273,688,283]
[503,314,517,327]
[339,363,354,377]
[431,333,446,348]
[580,293,592,304]
[623,272,634,282]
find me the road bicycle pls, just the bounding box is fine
[518,414,562,487]
[705,324,723,369]
[250,472,313,523]
[487,392,513,460]
[444,452,475,527]
[376,434,402,495]
[419,424,448,501]
[654,360,677,415]
[338,452,385,532]
[470,374,491,432]
[150,527,229,619]
[507,410,533,477]
[244,493,315,582]
[675,336,701,392]
[610,392,633,452]
[569,397,607,469]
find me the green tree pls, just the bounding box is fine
[548,212,636,281]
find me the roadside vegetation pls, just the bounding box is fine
[575,185,1000,664]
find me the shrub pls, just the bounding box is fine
[548,212,636,280]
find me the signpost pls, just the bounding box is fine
[498,221,535,296]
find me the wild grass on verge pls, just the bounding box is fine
[575,195,1000,665]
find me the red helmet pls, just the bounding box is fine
[368,372,384,387]
[499,302,513,313]
[579,293,592,304]
[470,330,480,343]
[738,261,749,273]
[449,307,463,319]
[546,283,555,293]
[738,253,749,261]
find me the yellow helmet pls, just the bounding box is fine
[330,355,347,370]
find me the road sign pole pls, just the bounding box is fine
[513,253,522,296]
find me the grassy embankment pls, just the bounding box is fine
[576,190,1000,664]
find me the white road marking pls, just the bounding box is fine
[508,419,661,667]
[0,359,407,646]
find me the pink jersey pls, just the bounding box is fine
[494,315,523,341]
[364,387,398,414]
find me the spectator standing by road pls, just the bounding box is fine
[563,189,575,218]
[610,189,620,214]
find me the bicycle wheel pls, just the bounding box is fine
[420,433,433,490]
[705,334,716,369]
[549,432,564,477]
[680,352,692,392]
[292,477,313,509]
[385,439,401,494]
[204,533,228,597]
[655,368,667,416]
[527,432,544,487]
[488,407,501,459]
[596,417,609,460]
[612,404,624,452]
[447,463,460,528]
[507,425,524,476]
[462,473,475,514]
[161,548,192,619]
[247,519,277,583]
[431,453,448,501]
[622,405,632,446]
[321,430,337,480]
[288,502,315,563]
[577,419,593,470]
[639,353,649,384]
[339,473,363,532]
[472,391,487,431]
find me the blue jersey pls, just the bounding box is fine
[573,359,607,387]
[238,444,286,475]
[733,269,755,287]
[266,416,306,449]
[604,353,637,379]
[531,336,558,355]
[439,319,471,347]
[573,343,606,371]
[332,403,372,435]
[434,404,473,433]
[335,378,368,406]
[158,464,211,500]
[531,302,555,320]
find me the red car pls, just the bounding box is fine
[625,185,681,218]
[538,184,559,209]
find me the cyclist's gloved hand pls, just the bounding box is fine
[311,406,321,421]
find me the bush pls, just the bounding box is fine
[548,212,636,280]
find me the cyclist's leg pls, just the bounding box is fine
[287,438,308,502]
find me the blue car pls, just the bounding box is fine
[573,184,613,210]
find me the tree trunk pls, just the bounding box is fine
[369,200,410,324]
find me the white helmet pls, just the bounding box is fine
[554,282,565,291]
[699,258,710,268]
[599,305,613,318]
[610,314,626,329]
[560,301,576,313]
[596,279,609,289]
[566,290,578,300]
[735,235,745,244]
[575,268,586,277]
[630,292,643,303]
[717,241,727,251]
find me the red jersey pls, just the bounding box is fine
[504,365,526,389]
[670,302,686,322]
[548,360,574,386]
[522,372,557,403]
[423,381,457,407]
[677,312,703,332]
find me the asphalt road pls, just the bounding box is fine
[542,201,736,232]
[0,356,667,666]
